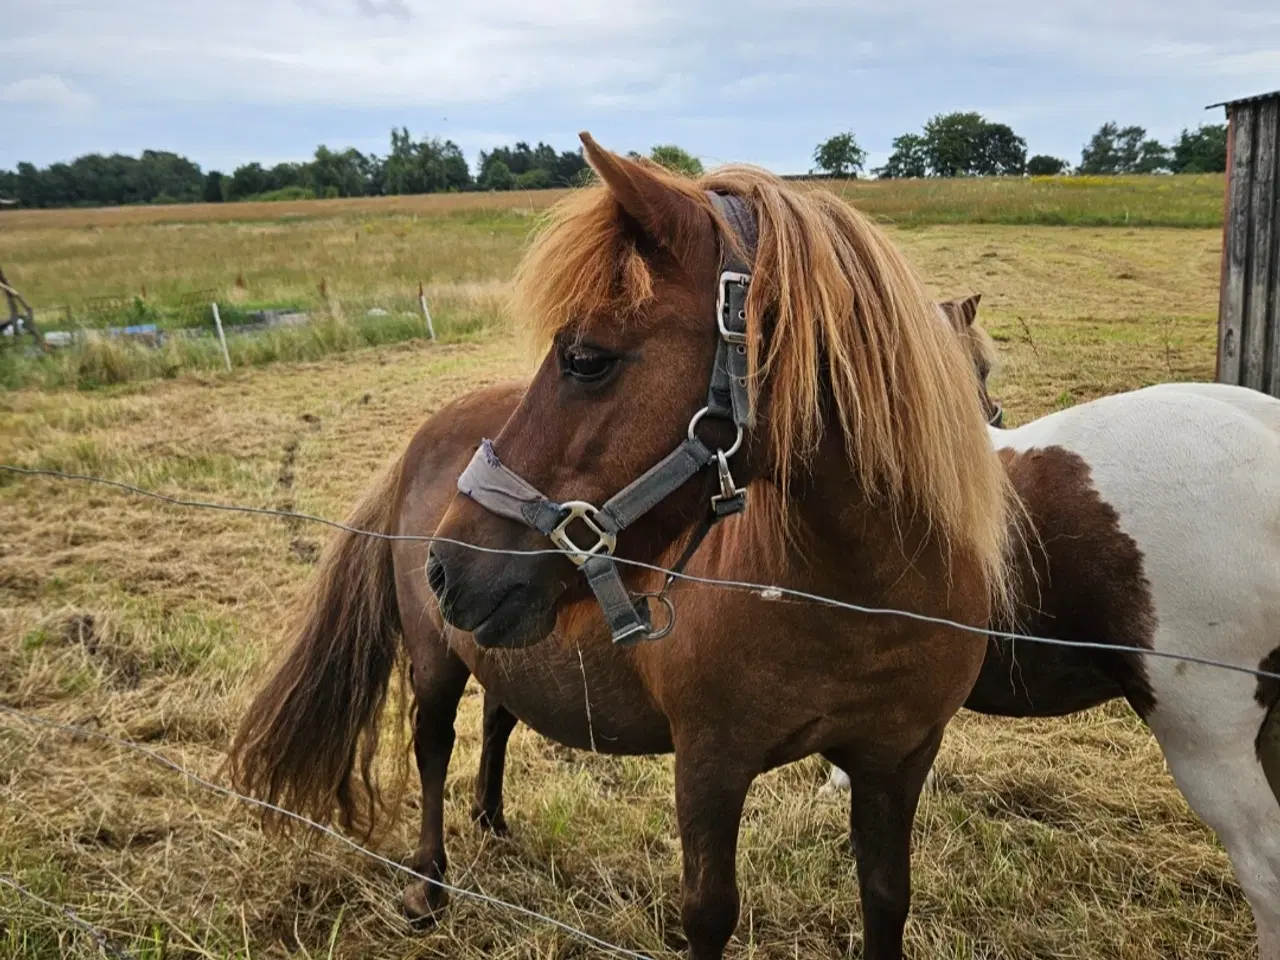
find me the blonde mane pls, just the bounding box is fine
[510,161,1020,613]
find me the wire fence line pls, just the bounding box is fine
[3,459,1278,956]
[0,871,138,960]
[4,462,1279,684]
[0,703,656,960]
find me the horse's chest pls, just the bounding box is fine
[459,641,674,755]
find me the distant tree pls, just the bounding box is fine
[202,171,225,202]
[812,132,867,177]
[1133,138,1171,174]
[1026,155,1068,176]
[649,144,704,177]
[1171,124,1228,173]
[266,161,307,192]
[919,112,1026,177]
[308,146,370,197]
[383,127,472,193]
[553,149,588,185]
[0,168,15,202]
[1079,123,1168,174]
[480,160,515,191]
[227,162,268,200]
[515,167,553,190]
[15,162,44,207]
[477,140,588,188]
[875,133,928,179]
[135,150,204,202]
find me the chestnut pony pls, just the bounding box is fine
[230,136,1021,959]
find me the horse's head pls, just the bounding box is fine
[937,294,1003,428]
[429,135,1016,648]
[428,137,741,647]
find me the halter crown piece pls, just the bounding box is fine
[453,192,759,644]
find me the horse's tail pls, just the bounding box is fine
[225,455,407,839]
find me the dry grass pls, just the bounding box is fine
[0,215,1249,958]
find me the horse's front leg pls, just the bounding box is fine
[402,645,471,926]
[472,690,518,834]
[826,727,944,960]
[673,742,755,960]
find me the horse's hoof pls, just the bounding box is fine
[472,806,510,837]
[402,881,448,928]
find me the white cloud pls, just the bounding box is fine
[0,0,690,109]
[0,74,91,110]
[2,0,1279,170]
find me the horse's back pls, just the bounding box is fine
[995,381,1280,697]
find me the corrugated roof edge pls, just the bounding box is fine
[1206,89,1280,110]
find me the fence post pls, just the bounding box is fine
[419,283,436,341]
[211,302,232,372]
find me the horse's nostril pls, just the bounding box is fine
[426,552,448,599]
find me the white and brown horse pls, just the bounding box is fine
[828,302,1280,958]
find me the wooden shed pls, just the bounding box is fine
[1212,88,1280,395]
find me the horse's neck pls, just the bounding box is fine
[693,455,953,610]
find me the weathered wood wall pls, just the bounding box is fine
[1217,93,1280,396]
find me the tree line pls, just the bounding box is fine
[812,112,1229,178]
[0,114,1228,209]
[0,128,714,210]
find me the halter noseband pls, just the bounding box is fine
[453,191,758,645]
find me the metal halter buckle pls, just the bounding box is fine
[549,501,617,567]
[717,271,751,345]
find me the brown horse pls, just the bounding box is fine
[458,292,1004,847]
[229,135,1022,960]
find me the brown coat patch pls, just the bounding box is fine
[965,446,1159,719]
[1257,647,1280,804]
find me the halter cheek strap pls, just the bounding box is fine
[454,191,758,644]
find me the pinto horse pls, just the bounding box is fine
[825,301,1280,957]
[230,136,1021,959]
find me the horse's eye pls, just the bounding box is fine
[561,346,617,383]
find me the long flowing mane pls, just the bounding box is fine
[510,161,1021,611]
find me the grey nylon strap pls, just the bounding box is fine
[583,554,652,644]
[456,440,562,535]
[599,436,715,533]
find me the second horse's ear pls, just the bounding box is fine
[579,131,707,263]
[959,293,982,327]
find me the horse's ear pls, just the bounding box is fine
[937,299,964,333]
[958,293,982,327]
[579,131,705,258]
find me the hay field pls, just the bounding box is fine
[0,186,1248,959]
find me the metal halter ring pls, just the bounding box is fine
[548,501,617,567]
[687,407,744,458]
[637,592,676,641]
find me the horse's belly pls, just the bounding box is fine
[461,642,674,755]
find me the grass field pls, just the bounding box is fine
[0,176,1250,959]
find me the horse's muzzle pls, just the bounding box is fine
[427,542,559,649]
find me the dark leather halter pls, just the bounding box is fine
[454,191,759,645]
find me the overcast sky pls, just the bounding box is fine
[3,0,1279,176]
